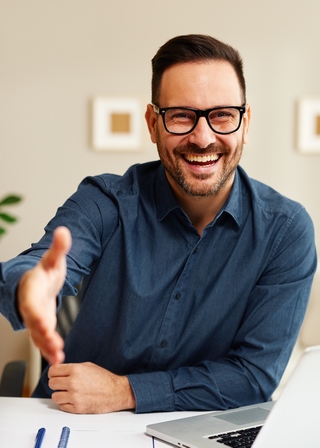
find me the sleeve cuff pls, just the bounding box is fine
[0,257,39,330]
[127,370,175,413]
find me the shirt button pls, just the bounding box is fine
[160,340,168,348]
[193,247,198,253]
[175,293,181,300]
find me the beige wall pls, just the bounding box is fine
[1,0,320,391]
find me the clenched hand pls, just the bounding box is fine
[48,362,136,413]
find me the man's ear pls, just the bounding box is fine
[243,103,251,144]
[145,104,157,143]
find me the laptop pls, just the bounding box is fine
[146,345,320,448]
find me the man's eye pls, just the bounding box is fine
[212,110,233,119]
[169,111,194,121]
[176,113,191,119]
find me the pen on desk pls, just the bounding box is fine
[58,426,70,448]
[34,427,46,448]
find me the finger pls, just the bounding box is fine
[45,335,65,364]
[52,394,87,414]
[51,390,72,406]
[42,345,65,366]
[47,350,65,366]
[48,363,74,378]
[48,376,69,391]
[26,318,64,364]
[58,404,76,413]
[30,330,65,365]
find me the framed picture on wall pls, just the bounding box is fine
[297,97,320,154]
[91,97,142,152]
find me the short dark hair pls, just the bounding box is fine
[151,34,246,105]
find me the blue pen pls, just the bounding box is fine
[35,428,46,448]
[58,426,70,448]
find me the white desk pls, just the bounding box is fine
[0,397,200,447]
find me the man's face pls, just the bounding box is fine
[146,60,250,198]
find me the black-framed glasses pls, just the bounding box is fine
[152,104,246,135]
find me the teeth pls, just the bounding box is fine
[185,154,219,163]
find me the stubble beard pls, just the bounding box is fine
[158,139,244,198]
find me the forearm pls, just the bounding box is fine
[128,359,270,414]
[128,288,311,415]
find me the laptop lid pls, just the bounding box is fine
[252,344,320,448]
[146,345,320,448]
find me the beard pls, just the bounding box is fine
[157,136,244,198]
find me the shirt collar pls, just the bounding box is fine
[155,165,181,221]
[155,164,242,228]
[219,169,242,228]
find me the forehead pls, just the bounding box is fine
[159,60,243,108]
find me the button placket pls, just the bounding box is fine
[148,239,203,368]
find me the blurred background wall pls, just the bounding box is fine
[1,0,319,394]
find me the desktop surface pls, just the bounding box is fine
[0,397,200,447]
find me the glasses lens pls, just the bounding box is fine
[208,108,241,134]
[164,108,197,134]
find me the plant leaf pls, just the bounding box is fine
[0,227,6,236]
[0,195,22,206]
[0,213,17,223]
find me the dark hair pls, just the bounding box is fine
[151,34,246,104]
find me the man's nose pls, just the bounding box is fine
[188,116,217,147]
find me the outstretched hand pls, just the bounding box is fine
[17,226,72,365]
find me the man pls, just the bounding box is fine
[0,34,317,414]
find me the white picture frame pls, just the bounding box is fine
[297,97,320,154]
[92,97,142,151]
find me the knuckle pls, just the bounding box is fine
[67,376,80,392]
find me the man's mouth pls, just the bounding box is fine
[183,153,220,166]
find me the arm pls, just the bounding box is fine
[0,177,115,361]
[127,211,317,413]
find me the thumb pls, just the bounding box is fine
[42,226,72,270]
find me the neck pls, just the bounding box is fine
[173,186,232,236]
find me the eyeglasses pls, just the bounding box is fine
[152,104,246,135]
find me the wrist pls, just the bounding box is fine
[119,375,136,410]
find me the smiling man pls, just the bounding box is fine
[146,57,250,234]
[0,34,317,414]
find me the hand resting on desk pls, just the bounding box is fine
[48,362,136,413]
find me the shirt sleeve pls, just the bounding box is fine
[128,206,317,413]
[0,256,39,330]
[0,176,112,331]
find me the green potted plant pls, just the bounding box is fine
[0,194,23,238]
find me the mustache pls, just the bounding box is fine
[174,142,229,155]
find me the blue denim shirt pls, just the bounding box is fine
[0,161,317,412]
